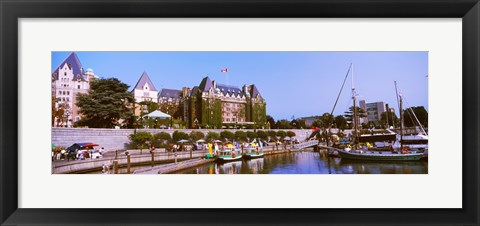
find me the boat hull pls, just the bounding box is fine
[337,150,424,161]
[243,152,264,159]
[214,155,243,163]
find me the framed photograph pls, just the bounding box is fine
[1,0,479,225]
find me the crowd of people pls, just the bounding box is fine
[51,147,105,162]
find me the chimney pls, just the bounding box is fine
[182,87,189,97]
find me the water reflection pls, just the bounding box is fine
[174,151,428,174]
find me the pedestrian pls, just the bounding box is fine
[60,149,66,160]
[74,148,79,160]
[66,150,71,162]
[214,143,219,154]
[100,147,105,155]
[173,144,177,152]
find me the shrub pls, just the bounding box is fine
[189,131,205,141]
[129,132,153,154]
[172,131,189,142]
[206,131,220,142]
[220,130,235,142]
[234,131,247,142]
[246,131,257,141]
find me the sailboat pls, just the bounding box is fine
[334,65,426,161]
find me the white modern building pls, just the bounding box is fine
[359,100,386,122]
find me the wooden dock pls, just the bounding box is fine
[133,158,215,174]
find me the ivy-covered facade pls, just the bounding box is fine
[158,76,267,129]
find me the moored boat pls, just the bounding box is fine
[243,141,265,159]
[214,147,242,163]
[243,147,264,159]
[336,147,424,161]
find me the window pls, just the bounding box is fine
[77,85,80,89]
[67,91,70,95]
[64,72,67,76]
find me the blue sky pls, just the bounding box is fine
[52,52,428,120]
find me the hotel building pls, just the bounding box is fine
[51,52,96,127]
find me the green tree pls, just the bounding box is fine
[129,132,153,154]
[234,131,247,142]
[403,106,428,128]
[153,132,171,147]
[380,111,399,128]
[257,130,268,141]
[220,131,235,142]
[138,101,159,116]
[268,130,277,141]
[266,115,275,129]
[52,96,58,127]
[189,131,205,141]
[275,119,293,129]
[277,130,287,140]
[290,119,306,129]
[246,131,257,141]
[318,113,335,129]
[172,131,189,142]
[287,131,296,139]
[75,78,134,128]
[344,106,367,128]
[206,131,220,142]
[334,115,348,130]
[54,101,71,127]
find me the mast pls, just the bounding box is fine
[385,103,390,128]
[394,81,403,151]
[352,64,358,147]
[328,63,352,147]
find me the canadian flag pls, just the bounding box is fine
[220,68,228,73]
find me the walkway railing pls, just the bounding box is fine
[294,140,318,150]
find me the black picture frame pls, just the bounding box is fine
[1,0,479,225]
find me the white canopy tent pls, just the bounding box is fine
[142,110,171,128]
[143,110,171,119]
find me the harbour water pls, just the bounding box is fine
[173,150,428,174]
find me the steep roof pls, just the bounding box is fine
[158,88,181,101]
[198,76,213,92]
[217,84,244,98]
[190,86,199,97]
[133,71,157,91]
[250,84,261,98]
[51,52,84,80]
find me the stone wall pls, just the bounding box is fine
[52,128,313,151]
